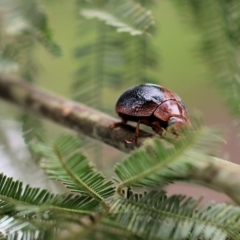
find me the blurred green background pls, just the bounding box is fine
[2,0,240,202]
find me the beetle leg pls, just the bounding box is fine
[109,117,127,128]
[125,119,152,143]
[125,120,142,143]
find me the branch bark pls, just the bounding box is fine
[191,156,240,205]
[1,74,240,204]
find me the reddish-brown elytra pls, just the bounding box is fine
[112,83,190,143]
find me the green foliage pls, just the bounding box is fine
[0,173,98,216]
[31,135,115,202]
[0,173,99,239]
[110,191,240,240]
[80,0,154,36]
[0,119,238,239]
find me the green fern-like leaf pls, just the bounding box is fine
[0,173,99,216]
[0,173,101,238]
[31,135,115,202]
[115,120,222,191]
[81,0,154,36]
[110,191,240,240]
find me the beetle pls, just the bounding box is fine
[112,83,190,143]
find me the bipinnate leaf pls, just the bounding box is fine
[81,0,154,36]
[109,190,240,240]
[0,173,99,238]
[0,173,98,215]
[31,135,115,202]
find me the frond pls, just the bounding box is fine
[80,0,154,36]
[0,173,99,216]
[0,173,101,238]
[114,119,222,191]
[31,135,115,202]
[109,191,240,240]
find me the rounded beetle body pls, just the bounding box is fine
[114,83,190,142]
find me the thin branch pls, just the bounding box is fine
[0,74,154,153]
[2,74,240,204]
[189,156,240,205]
